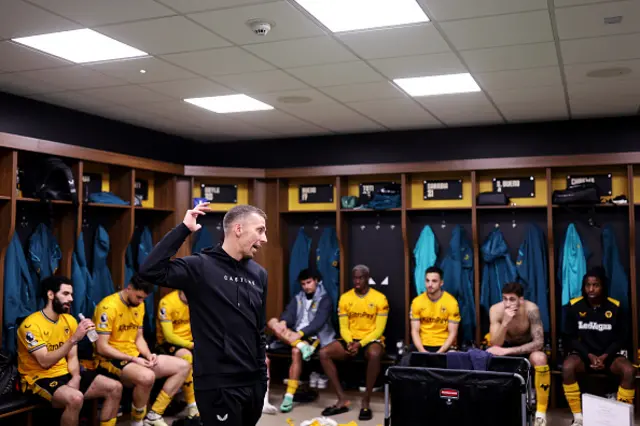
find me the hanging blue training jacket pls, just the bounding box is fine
[71,232,93,319]
[516,224,550,332]
[3,233,36,356]
[413,225,438,296]
[602,224,629,313]
[90,225,115,307]
[480,228,517,313]
[125,243,135,287]
[289,227,311,300]
[28,223,62,309]
[316,227,340,314]
[560,223,587,306]
[440,226,475,342]
[138,227,157,339]
[192,226,214,253]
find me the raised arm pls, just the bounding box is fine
[22,318,91,370]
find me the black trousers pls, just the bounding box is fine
[196,382,267,426]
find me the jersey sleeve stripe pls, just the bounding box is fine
[377,313,388,316]
[28,344,46,353]
[448,319,460,324]
[97,331,111,335]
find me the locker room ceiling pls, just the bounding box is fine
[1,0,639,143]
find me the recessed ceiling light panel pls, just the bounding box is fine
[12,29,148,63]
[292,0,429,33]
[184,94,274,113]
[394,73,481,97]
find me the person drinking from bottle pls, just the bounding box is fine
[17,276,123,426]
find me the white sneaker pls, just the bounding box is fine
[309,372,319,388]
[143,412,169,426]
[534,416,546,426]
[317,375,328,389]
[570,420,583,426]
[262,401,277,415]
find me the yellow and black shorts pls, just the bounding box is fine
[97,354,142,378]
[156,342,192,356]
[24,371,98,402]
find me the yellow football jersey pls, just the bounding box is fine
[93,292,144,358]
[17,311,78,385]
[156,290,192,345]
[410,291,460,346]
[338,288,389,341]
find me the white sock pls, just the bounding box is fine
[285,392,294,399]
[131,422,143,426]
[535,411,546,419]
[296,341,308,350]
[574,413,583,422]
[187,402,197,408]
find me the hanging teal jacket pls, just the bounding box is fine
[602,224,629,313]
[440,226,475,342]
[413,225,438,295]
[3,233,36,356]
[125,243,135,287]
[28,223,61,309]
[560,223,587,306]
[138,227,156,340]
[192,226,214,253]
[516,224,550,332]
[289,227,311,300]
[480,228,517,313]
[316,227,340,314]
[90,225,115,306]
[71,232,93,319]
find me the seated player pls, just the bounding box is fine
[17,276,123,426]
[156,289,198,419]
[267,269,336,413]
[93,275,190,426]
[486,282,550,426]
[318,264,389,421]
[562,268,636,426]
[409,266,460,354]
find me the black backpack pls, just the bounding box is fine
[20,157,78,204]
[0,350,19,403]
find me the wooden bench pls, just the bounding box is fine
[0,394,99,426]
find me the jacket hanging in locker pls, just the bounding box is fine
[515,224,550,333]
[3,233,36,356]
[480,228,517,314]
[602,224,629,314]
[192,226,214,254]
[316,226,340,314]
[28,223,62,309]
[90,225,115,307]
[440,225,476,343]
[138,226,156,339]
[71,232,94,319]
[560,223,587,306]
[289,227,311,300]
[413,225,438,296]
[124,243,135,287]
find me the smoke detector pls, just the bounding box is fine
[246,19,275,36]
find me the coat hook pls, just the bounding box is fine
[313,218,319,231]
[512,219,517,228]
[495,222,500,229]
[216,222,221,231]
[441,219,447,229]
[390,224,395,230]
[360,224,366,231]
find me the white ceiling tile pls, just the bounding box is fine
[142,78,233,99]
[423,0,547,21]
[337,24,450,60]
[161,47,274,76]
[88,57,197,83]
[0,41,71,72]
[286,61,383,87]
[561,33,640,64]
[189,1,325,45]
[564,59,640,86]
[134,100,244,127]
[232,110,330,136]
[320,81,406,103]
[27,0,175,26]
[488,85,566,104]
[567,78,640,99]
[555,0,625,8]
[570,96,639,118]
[368,52,466,79]
[97,16,231,55]
[285,103,385,133]
[78,85,174,104]
[29,91,120,111]
[439,11,553,50]
[555,1,640,40]
[497,99,568,122]
[474,67,562,91]
[213,70,308,94]
[155,0,271,13]
[0,72,64,95]
[250,88,335,113]
[461,42,558,72]
[347,98,441,129]
[417,92,504,125]
[244,37,358,68]
[21,66,127,90]
[0,0,80,39]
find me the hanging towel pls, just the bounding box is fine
[480,228,517,314]
[440,226,476,343]
[560,223,587,306]
[71,232,93,319]
[289,227,311,300]
[192,226,214,254]
[316,227,340,314]
[28,223,62,309]
[413,225,438,296]
[516,224,550,333]
[602,224,629,313]
[90,225,115,306]
[2,233,36,356]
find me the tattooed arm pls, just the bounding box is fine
[504,306,544,355]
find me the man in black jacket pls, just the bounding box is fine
[562,268,636,426]
[138,202,269,426]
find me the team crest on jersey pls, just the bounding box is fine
[25,331,38,347]
[605,311,613,319]
[332,260,338,267]
[160,307,167,320]
[579,312,587,317]
[50,381,58,388]
[441,307,447,314]
[134,312,139,317]
[64,328,70,335]
[99,312,108,329]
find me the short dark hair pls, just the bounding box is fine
[297,269,321,282]
[425,266,443,279]
[130,275,154,294]
[582,267,608,297]
[223,205,267,234]
[41,276,72,301]
[502,282,524,298]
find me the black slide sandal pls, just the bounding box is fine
[321,405,350,416]
[359,408,373,421]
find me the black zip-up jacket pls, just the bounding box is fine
[138,223,268,389]
[564,296,625,359]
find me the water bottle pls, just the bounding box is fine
[78,313,98,343]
